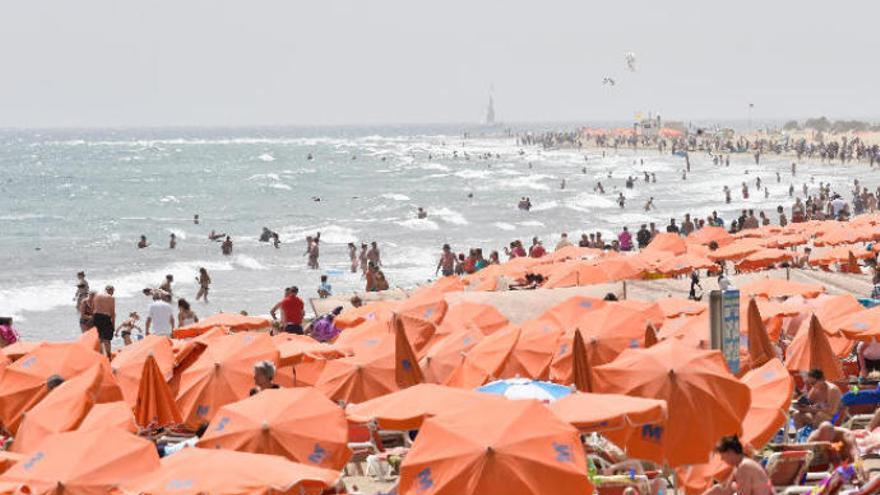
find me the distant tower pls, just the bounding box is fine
[485,86,496,126]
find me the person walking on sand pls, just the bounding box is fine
[145,292,175,337]
[436,244,456,277]
[177,298,198,328]
[92,286,116,358]
[270,287,305,335]
[195,267,211,303]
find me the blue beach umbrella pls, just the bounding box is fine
[476,377,573,403]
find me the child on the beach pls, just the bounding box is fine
[116,312,142,345]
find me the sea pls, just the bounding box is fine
[0,123,872,342]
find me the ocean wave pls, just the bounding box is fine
[159,196,180,204]
[233,254,267,270]
[431,207,468,225]
[269,183,292,190]
[258,153,275,162]
[530,200,559,212]
[248,173,280,181]
[494,222,516,231]
[396,218,439,231]
[280,224,358,244]
[381,193,411,201]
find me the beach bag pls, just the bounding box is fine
[0,324,19,346]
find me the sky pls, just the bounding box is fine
[1,0,878,128]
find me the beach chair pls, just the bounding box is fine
[345,422,384,477]
[843,414,875,431]
[592,474,652,495]
[766,450,814,493]
[855,475,880,495]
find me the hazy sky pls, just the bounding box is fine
[1,0,878,128]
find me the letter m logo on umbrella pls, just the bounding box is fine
[553,442,573,462]
[416,467,434,492]
[641,424,663,443]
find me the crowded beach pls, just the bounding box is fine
[7,125,880,495]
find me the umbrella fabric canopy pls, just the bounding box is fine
[656,313,711,349]
[785,315,844,380]
[644,233,687,256]
[789,294,860,357]
[0,428,160,494]
[173,313,271,339]
[277,337,347,368]
[766,234,809,249]
[838,305,880,342]
[551,392,667,453]
[576,303,658,366]
[476,378,572,402]
[78,401,138,434]
[346,383,501,430]
[197,387,350,470]
[542,260,615,288]
[335,300,400,330]
[707,239,765,261]
[0,342,122,433]
[656,298,707,319]
[1,341,42,363]
[10,364,103,453]
[686,226,734,247]
[593,340,751,466]
[547,245,602,263]
[110,334,174,407]
[335,312,437,356]
[537,296,607,330]
[735,249,794,272]
[434,302,509,339]
[314,346,398,404]
[399,400,591,495]
[0,452,24,476]
[654,253,717,277]
[741,358,794,450]
[176,332,280,427]
[739,278,825,299]
[420,327,485,384]
[124,447,340,495]
[136,354,183,428]
[809,245,874,266]
[77,328,101,353]
[814,226,879,246]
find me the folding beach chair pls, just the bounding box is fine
[766,450,814,493]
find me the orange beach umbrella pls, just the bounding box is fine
[420,327,484,384]
[124,448,340,495]
[740,278,825,299]
[197,387,350,470]
[175,332,279,427]
[173,312,271,339]
[136,354,183,428]
[110,334,174,406]
[741,358,794,450]
[746,298,777,369]
[399,400,592,495]
[314,346,398,404]
[593,340,751,466]
[0,428,160,495]
[785,315,844,380]
[550,392,667,433]
[77,401,138,434]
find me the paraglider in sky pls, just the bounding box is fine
[602,77,616,86]
[625,52,636,72]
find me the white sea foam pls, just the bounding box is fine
[269,183,292,190]
[397,218,440,231]
[381,193,411,201]
[258,153,276,162]
[494,222,516,231]
[159,195,180,203]
[233,254,267,270]
[431,207,468,225]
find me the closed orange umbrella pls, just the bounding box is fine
[173,312,271,339]
[420,327,484,384]
[110,334,174,406]
[0,342,122,433]
[687,226,734,247]
[741,358,793,450]
[550,392,667,452]
[400,400,591,495]
[176,332,280,427]
[435,302,508,339]
[0,428,160,495]
[740,278,825,299]
[538,295,606,330]
[746,298,776,369]
[78,401,138,434]
[346,383,502,430]
[571,329,593,391]
[735,249,794,272]
[645,323,659,347]
[10,364,103,453]
[395,314,425,387]
[655,253,717,277]
[136,354,183,428]
[315,346,398,404]
[644,232,688,255]
[124,447,340,495]
[785,315,843,380]
[197,387,350,470]
[594,340,751,466]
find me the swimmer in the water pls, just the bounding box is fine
[137,235,149,249]
[560,179,566,190]
[417,207,427,219]
[209,230,225,241]
[644,197,655,211]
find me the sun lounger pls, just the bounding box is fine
[766,450,814,493]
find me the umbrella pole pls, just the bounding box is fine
[786,266,791,281]
[623,280,628,300]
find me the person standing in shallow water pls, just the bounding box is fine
[348,243,358,273]
[195,267,211,303]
